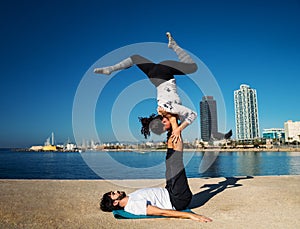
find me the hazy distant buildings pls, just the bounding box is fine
[284,120,300,142]
[234,84,260,140]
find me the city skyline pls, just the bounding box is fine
[1,0,300,147]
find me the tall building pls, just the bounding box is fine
[200,96,218,141]
[284,120,300,142]
[234,84,260,140]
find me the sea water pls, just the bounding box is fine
[0,150,300,179]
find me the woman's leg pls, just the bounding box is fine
[159,32,198,75]
[130,55,156,76]
[94,57,134,75]
[94,54,155,75]
[167,32,194,64]
[158,60,197,75]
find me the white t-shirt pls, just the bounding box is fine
[124,187,174,215]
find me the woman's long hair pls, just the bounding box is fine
[139,114,164,139]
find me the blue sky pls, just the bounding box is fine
[0,0,299,147]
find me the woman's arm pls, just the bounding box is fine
[146,205,212,223]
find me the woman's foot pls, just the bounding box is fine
[94,67,112,75]
[166,32,177,49]
[94,57,133,75]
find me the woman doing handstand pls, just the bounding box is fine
[94,32,198,141]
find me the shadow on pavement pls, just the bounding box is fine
[188,176,253,209]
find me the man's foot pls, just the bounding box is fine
[94,67,112,75]
[166,32,177,49]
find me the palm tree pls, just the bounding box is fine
[287,137,293,148]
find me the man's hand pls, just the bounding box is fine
[189,214,213,222]
[171,127,182,143]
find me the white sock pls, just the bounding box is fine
[166,32,194,64]
[94,57,133,75]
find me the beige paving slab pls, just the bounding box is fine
[0,176,300,228]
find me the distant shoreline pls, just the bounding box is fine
[5,147,300,153]
[98,147,300,152]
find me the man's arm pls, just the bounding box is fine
[171,121,189,143]
[157,106,191,143]
[146,205,212,223]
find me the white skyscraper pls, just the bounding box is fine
[234,84,260,140]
